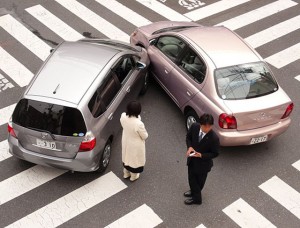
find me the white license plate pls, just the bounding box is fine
[36,139,56,150]
[250,135,268,144]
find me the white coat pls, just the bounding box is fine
[120,112,148,168]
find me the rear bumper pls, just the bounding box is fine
[217,118,291,146]
[8,136,100,172]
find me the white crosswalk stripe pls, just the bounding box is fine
[223,198,276,228]
[135,0,190,21]
[105,204,163,228]
[0,14,51,61]
[0,166,67,205]
[0,47,33,87]
[295,76,300,82]
[96,0,152,27]
[259,176,300,219]
[55,0,129,42]
[184,0,250,21]
[265,42,300,68]
[26,5,84,41]
[195,224,207,228]
[6,172,127,228]
[216,0,297,30]
[0,140,11,162]
[245,15,300,49]
[0,73,14,92]
[0,103,16,126]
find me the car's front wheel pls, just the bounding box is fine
[185,110,200,130]
[96,140,111,173]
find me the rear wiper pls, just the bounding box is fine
[27,127,56,140]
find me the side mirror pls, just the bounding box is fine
[136,61,146,70]
[149,39,156,46]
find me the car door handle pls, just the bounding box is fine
[108,113,113,120]
[164,69,169,74]
[126,86,131,93]
[187,91,191,96]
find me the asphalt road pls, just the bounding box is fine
[0,0,299,227]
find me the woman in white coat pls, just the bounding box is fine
[120,101,148,181]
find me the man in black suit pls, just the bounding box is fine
[184,113,220,205]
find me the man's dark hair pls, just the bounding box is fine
[126,101,141,118]
[199,113,214,125]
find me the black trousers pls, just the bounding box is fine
[188,163,208,202]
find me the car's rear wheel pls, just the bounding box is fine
[140,71,150,95]
[185,110,200,130]
[96,140,111,173]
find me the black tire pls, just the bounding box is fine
[96,140,111,173]
[140,71,150,95]
[185,110,200,131]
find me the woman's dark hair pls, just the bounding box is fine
[199,113,214,125]
[126,101,141,118]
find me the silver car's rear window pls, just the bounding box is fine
[12,99,87,136]
[215,62,278,100]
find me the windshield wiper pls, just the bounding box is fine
[27,127,56,140]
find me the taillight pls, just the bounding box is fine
[79,132,96,152]
[8,121,17,138]
[281,103,294,119]
[219,113,237,129]
[131,30,137,37]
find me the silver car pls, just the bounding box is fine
[7,39,149,172]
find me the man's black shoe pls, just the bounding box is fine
[183,190,192,197]
[184,199,202,205]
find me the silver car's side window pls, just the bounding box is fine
[179,48,206,84]
[156,36,186,61]
[113,57,135,85]
[88,73,121,118]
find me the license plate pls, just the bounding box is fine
[250,135,268,144]
[36,139,56,150]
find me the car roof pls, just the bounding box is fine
[27,41,120,105]
[178,26,260,68]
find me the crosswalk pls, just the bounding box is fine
[0,0,299,227]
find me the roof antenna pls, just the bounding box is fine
[53,84,60,94]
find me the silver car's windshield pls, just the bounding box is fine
[215,62,278,100]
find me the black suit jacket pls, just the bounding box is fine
[186,123,220,172]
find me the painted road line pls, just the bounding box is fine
[0,103,16,126]
[0,47,34,87]
[265,43,300,68]
[0,14,51,61]
[96,0,151,27]
[292,159,300,171]
[295,75,300,82]
[259,176,300,219]
[184,0,250,21]
[216,0,297,30]
[55,0,129,42]
[26,5,84,41]
[223,198,276,228]
[135,0,190,22]
[0,140,12,162]
[7,172,127,228]
[105,204,163,228]
[245,15,300,48]
[0,166,67,205]
[195,224,207,228]
[0,73,14,92]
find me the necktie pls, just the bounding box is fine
[199,132,203,142]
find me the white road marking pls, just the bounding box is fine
[96,0,152,27]
[6,172,127,228]
[295,75,300,82]
[135,0,190,21]
[0,140,12,162]
[55,0,129,42]
[195,224,207,228]
[105,204,163,228]
[0,14,51,61]
[0,103,16,126]
[216,0,297,30]
[0,166,67,205]
[259,176,300,219]
[26,5,84,41]
[0,47,33,87]
[0,73,14,92]
[223,198,276,228]
[184,0,250,21]
[265,43,300,68]
[245,15,300,48]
